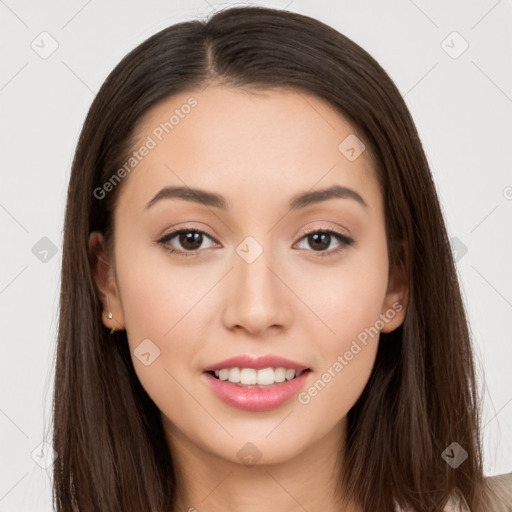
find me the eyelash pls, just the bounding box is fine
[157,226,354,259]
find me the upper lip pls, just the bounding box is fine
[203,354,311,372]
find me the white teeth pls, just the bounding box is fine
[211,367,308,385]
[240,368,257,385]
[274,367,286,383]
[256,367,275,385]
[228,367,241,383]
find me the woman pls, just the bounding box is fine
[51,5,512,511]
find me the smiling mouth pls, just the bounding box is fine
[205,367,312,387]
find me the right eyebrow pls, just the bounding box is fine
[145,186,228,210]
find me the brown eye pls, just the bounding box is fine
[157,228,217,257]
[296,229,354,257]
[176,231,203,251]
[307,232,331,251]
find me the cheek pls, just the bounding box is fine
[115,237,208,342]
[297,283,384,425]
[300,254,389,346]
[113,243,206,409]
[295,247,388,416]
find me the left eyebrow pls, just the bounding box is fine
[288,184,368,210]
[145,184,368,211]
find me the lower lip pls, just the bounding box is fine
[203,371,311,412]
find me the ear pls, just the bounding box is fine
[88,231,125,331]
[380,240,409,333]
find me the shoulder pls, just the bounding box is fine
[444,473,512,512]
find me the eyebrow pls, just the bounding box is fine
[145,184,368,211]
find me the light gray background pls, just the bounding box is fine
[1,0,511,510]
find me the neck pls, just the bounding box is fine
[164,416,362,512]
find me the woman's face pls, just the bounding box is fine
[91,84,407,466]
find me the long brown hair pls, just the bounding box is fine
[51,5,493,511]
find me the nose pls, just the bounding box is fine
[221,243,293,337]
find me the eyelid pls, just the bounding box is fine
[299,224,351,239]
[157,226,219,254]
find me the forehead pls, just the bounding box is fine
[117,85,381,215]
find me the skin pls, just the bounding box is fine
[90,84,408,512]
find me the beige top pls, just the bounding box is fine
[480,473,512,512]
[394,472,512,512]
